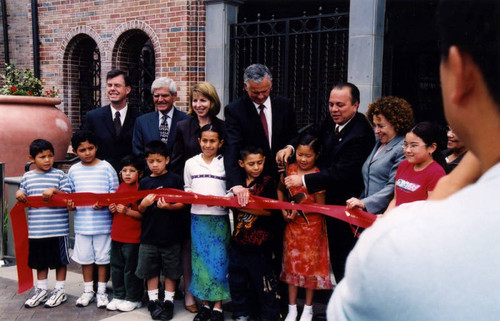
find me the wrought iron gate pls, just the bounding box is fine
[230,9,349,128]
[79,46,101,124]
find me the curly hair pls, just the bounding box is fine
[366,96,414,136]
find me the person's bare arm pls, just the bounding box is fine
[429,152,481,200]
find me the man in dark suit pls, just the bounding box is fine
[132,77,189,157]
[83,69,141,172]
[282,83,375,281]
[224,64,297,201]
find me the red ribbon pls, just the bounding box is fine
[10,188,376,293]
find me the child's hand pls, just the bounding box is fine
[157,197,171,209]
[42,188,56,202]
[109,203,117,213]
[92,202,103,210]
[116,204,128,214]
[140,194,156,208]
[15,190,27,203]
[233,186,250,207]
[67,200,76,211]
[283,209,298,222]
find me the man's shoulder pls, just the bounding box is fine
[136,111,156,123]
[173,107,189,120]
[270,94,292,107]
[87,105,110,116]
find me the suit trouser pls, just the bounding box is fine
[325,217,357,282]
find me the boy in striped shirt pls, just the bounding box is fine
[16,139,71,308]
[67,130,119,308]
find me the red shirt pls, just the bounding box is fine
[110,183,142,243]
[395,160,445,206]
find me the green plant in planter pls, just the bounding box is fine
[0,63,58,97]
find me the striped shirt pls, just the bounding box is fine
[68,160,119,235]
[19,168,71,239]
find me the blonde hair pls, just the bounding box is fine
[187,82,221,118]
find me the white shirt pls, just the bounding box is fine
[158,108,174,130]
[252,96,272,147]
[184,154,228,216]
[328,163,500,320]
[110,104,128,126]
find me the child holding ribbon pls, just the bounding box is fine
[277,132,333,321]
[183,124,230,321]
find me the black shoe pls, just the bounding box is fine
[210,310,224,321]
[148,300,164,320]
[194,306,212,321]
[160,300,174,320]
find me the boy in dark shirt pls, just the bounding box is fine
[229,146,280,321]
[135,140,185,321]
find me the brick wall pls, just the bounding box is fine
[1,0,206,130]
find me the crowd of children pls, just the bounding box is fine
[17,118,448,321]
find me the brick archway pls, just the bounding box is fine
[60,29,103,130]
[110,22,159,113]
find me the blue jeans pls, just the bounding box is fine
[228,247,280,321]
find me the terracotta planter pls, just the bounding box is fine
[0,95,72,177]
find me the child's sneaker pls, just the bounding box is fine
[117,300,142,312]
[76,290,95,307]
[194,305,212,321]
[44,288,67,308]
[96,292,109,308]
[24,288,48,308]
[106,298,124,311]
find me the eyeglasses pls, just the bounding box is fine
[402,143,426,150]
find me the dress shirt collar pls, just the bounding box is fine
[110,104,128,126]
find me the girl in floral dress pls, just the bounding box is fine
[277,133,333,321]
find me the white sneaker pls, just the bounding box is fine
[299,305,313,321]
[285,306,298,321]
[76,290,95,307]
[106,298,124,311]
[44,288,67,308]
[117,300,142,312]
[24,288,48,308]
[96,292,109,308]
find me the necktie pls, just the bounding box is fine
[160,114,169,144]
[335,125,340,137]
[113,111,121,136]
[259,104,269,142]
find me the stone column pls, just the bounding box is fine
[205,0,242,116]
[348,0,386,113]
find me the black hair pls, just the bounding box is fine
[239,145,265,161]
[71,130,98,150]
[119,154,145,173]
[199,123,224,141]
[436,0,500,107]
[296,132,321,156]
[410,121,447,169]
[29,139,54,158]
[332,82,360,105]
[144,140,169,158]
[106,69,131,87]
